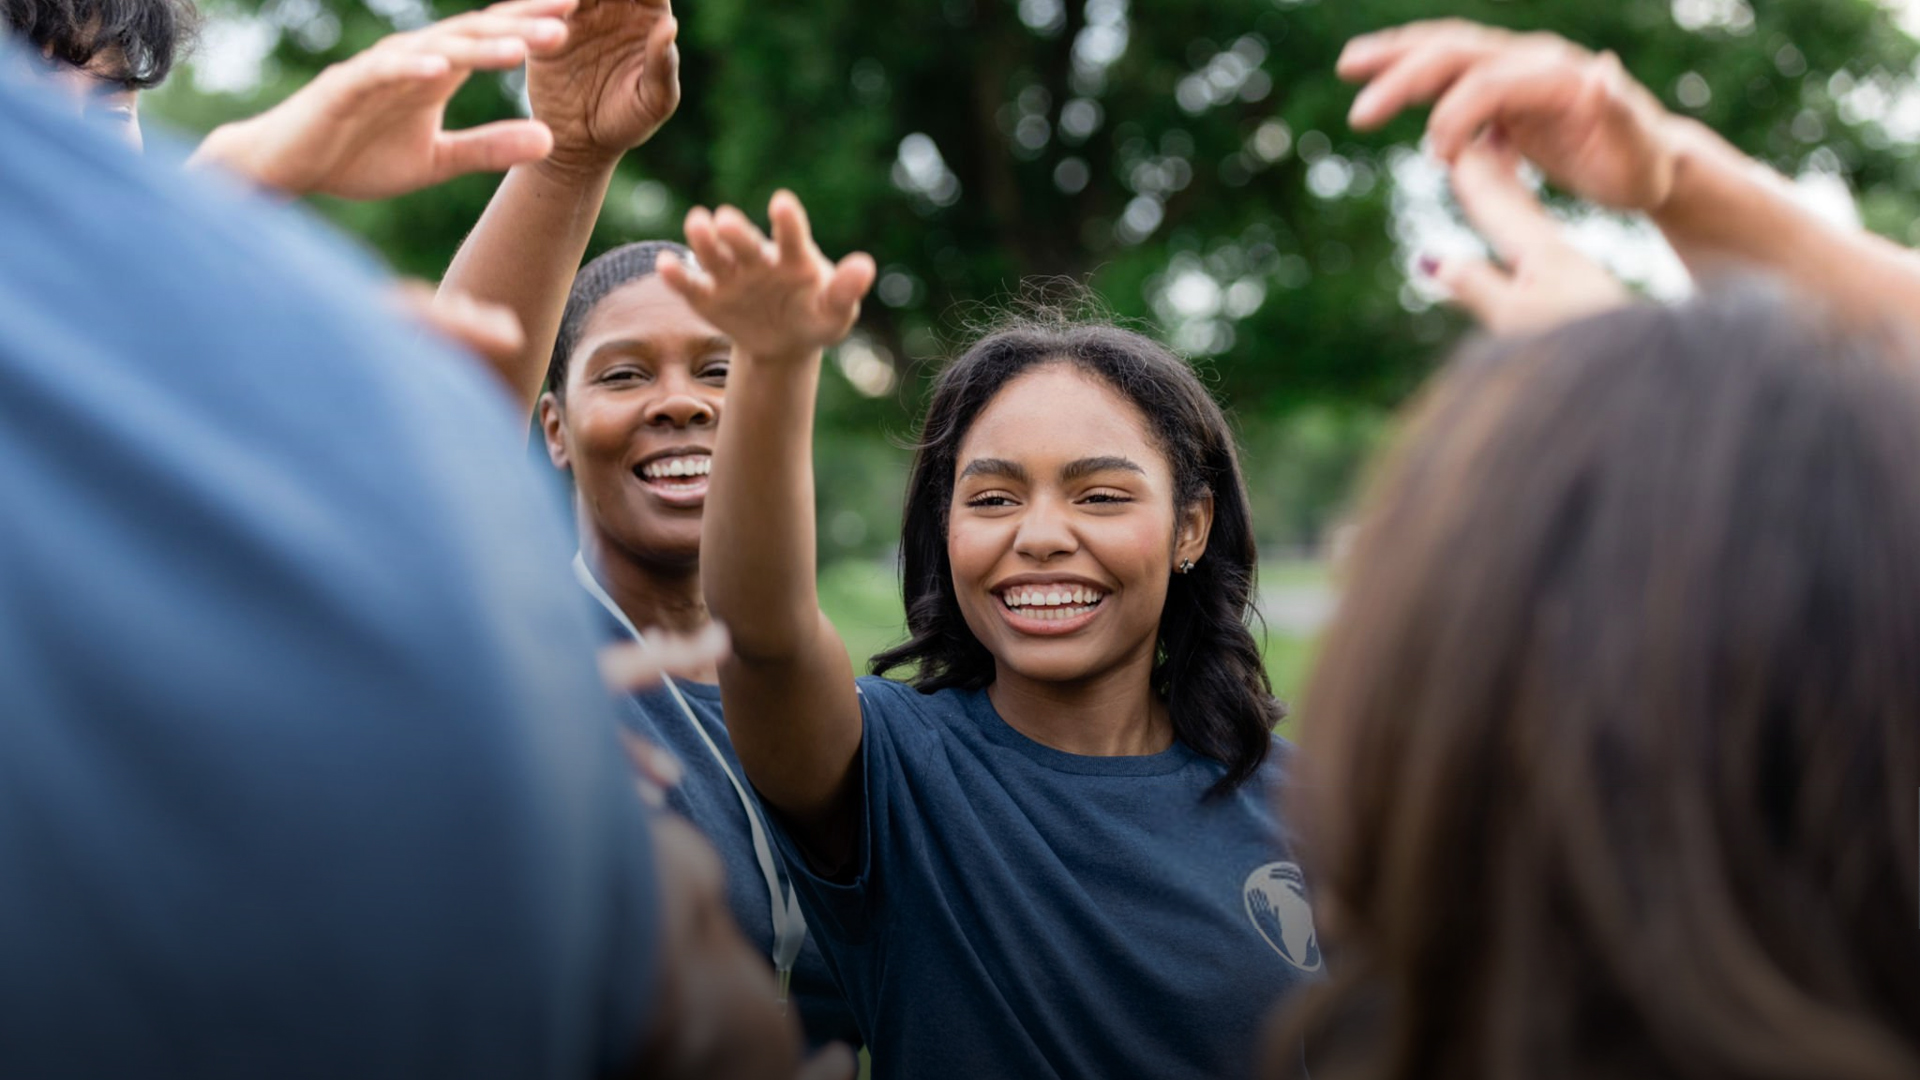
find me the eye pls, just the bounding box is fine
[1080,489,1134,505]
[699,360,731,383]
[600,366,650,385]
[965,492,1017,509]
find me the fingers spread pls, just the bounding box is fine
[712,205,772,270]
[655,249,716,307]
[682,206,735,277]
[769,189,816,268]
[431,119,554,183]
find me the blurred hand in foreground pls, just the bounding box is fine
[657,192,875,363]
[598,621,729,694]
[189,0,575,199]
[1426,134,1631,335]
[391,283,526,365]
[1341,19,1679,214]
[527,0,680,181]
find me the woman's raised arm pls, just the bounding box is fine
[437,0,681,412]
[1341,20,1920,331]
[657,192,876,865]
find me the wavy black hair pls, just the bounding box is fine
[545,239,693,401]
[5,0,198,89]
[871,315,1283,795]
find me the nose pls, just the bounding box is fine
[644,378,716,429]
[1011,494,1078,563]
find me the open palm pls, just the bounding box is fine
[528,0,680,176]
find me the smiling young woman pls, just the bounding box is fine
[662,192,1318,1080]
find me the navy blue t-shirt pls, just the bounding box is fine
[773,677,1320,1080]
[0,57,660,1078]
[585,591,861,1048]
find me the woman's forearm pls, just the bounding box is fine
[1654,119,1920,328]
[701,348,827,662]
[440,159,616,412]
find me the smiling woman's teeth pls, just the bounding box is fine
[640,456,712,482]
[1000,587,1105,620]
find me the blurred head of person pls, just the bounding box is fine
[3,0,197,147]
[540,240,728,577]
[871,312,1282,793]
[1271,286,1920,1080]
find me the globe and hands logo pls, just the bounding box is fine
[1243,862,1322,971]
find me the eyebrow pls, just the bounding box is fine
[1060,456,1146,482]
[958,458,1028,484]
[957,456,1146,484]
[585,335,734,367]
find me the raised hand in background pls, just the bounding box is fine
[1426,134,1630,335]
[656,192,876,364]
[1340,20,1679,214]
[527,0,680,181]
[190,0,576,199]
[437,0,682,410]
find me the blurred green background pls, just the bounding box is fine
[149,0,1920,713]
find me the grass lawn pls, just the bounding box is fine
[817,559,1323,743]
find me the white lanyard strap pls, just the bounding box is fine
[573,554,809,1000]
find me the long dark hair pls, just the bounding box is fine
[872,315,1283,794]
[1271,288,1920,1079]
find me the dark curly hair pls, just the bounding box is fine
[871,316,1283,796]
[545,239,693,401]
[5,0,199,89]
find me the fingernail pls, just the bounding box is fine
[1417,254,1440,277]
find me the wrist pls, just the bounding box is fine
[191,118,303,196]
[533,148,622,190]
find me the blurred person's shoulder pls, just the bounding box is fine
[0,47,660,1079]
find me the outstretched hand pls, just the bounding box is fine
[1340,20,1678,213]
[527,0,681,179]
[656,191,876,362]
[1426,134,1631,335]
[189,0,575,200]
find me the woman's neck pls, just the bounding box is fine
[579,525,719,683]
[986,647,1173,757]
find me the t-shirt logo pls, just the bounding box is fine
[1243,862,1322,971]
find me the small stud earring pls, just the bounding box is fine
[1177,559,1195,574]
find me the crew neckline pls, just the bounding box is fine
[960,685,1198,776]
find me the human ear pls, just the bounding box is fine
[1174,491,1214,570]
[538,392,570,471]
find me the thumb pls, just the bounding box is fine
[430,119,554,185]
[1433,256,1521,332]
[643,14,681,103]
[824,251,877,319]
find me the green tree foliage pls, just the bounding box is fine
[150,0,1920,553]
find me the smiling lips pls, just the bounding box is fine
[997,584,1108,627]
[635,453,711,505]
